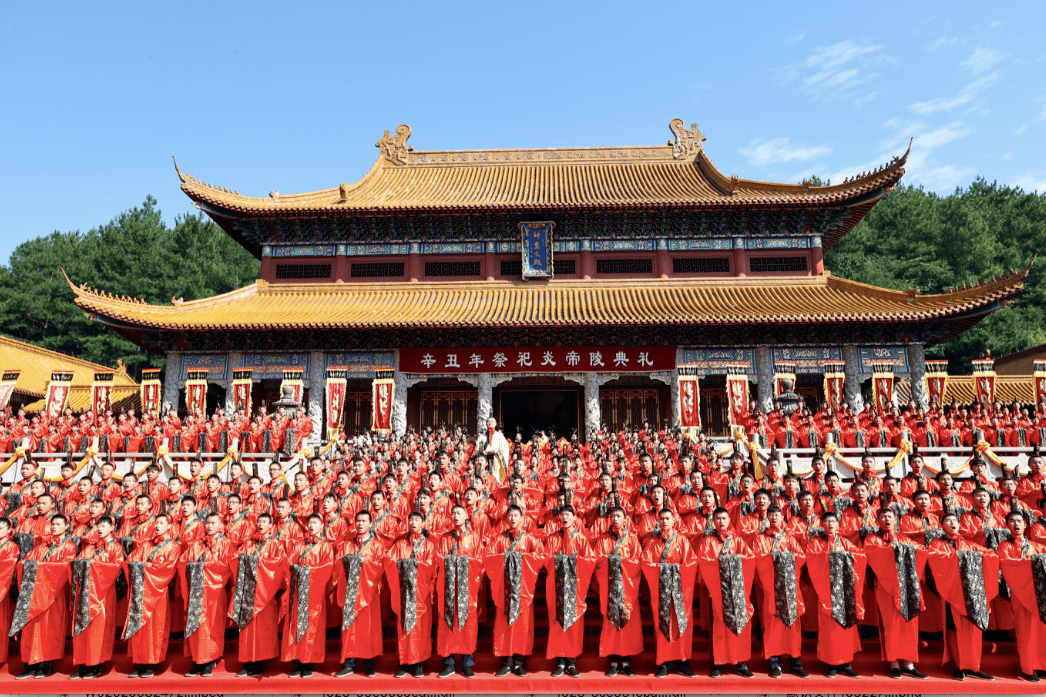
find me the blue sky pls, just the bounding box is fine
[2,2,1044,263]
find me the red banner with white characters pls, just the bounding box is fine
[972,358,995,405]
[400,346,676,373]
[185,370,208,416]
[91,370,114,415]
[1035,361,1046,406]
[871,360,894,414]
[822,360,845,411]
[140,368,162,414]
[726,364,749,427]
[232,369,252,416]
[677,364,701,434]
[371,370,394,433]
[0,370,21,412]
[326,367,347,439]
[46,371,74,421]
[925,360,948,405]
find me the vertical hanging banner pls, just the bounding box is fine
[773,361,796,398]
[140,368,162,414]
[184,370,209,416]
[519,221,554,279]
[726,363,750,427]
[677,364,702,436]
[0,370,20,412]
[91,370,115,415]
[281,369,305,405]
[925,360,949,405]
[871,360,895,414]
[972,358,996,404]
[822,360,846,411]
[371,369,395,434]
[232,369,252,415]
[45,371,74,420]
[1034,360,1046,406]
[325,366,348,440]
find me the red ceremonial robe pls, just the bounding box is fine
[641,531,698,664]
[697,532,756,666]
[337,534,386,661]
[386,532,437,665]
[124,535,181,665]
[591,530,645,657]
[178,536,233,664]
[806,533,866,665]
[280,536,335,663]
[483,529,544,657]
[435,528,484,657]
[999,538,1046,674]
[927,537,999,671]
[864,532,928,662]
[71,538,125,666]
[0,537,19,663]
[543,528,596,660]
[751,528,806,659]
[17,536,77,664]
[229,535,285,663]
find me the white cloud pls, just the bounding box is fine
[989,20,1005,28]
[738,138,832,167]
[786,33,806,45]
[926,37,959,51]
[1015,124,1028,135]
[778,39,895,106]
[909,74,997,114]
[918,121,974,149]
[1012,172,1046,194]
[961,47,1006,75]
[917,164,977,192]
[1001,153,1013,161]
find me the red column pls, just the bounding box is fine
[811,236,824,275]
[656,239,671,279]
[581,241,594,279]
[408,243,422,282]
[732,239,747,278]
[485,243,496,281]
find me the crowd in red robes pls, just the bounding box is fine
[0,398,1043,682]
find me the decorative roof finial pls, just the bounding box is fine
[668,118,706,160]
[376,124,413,166]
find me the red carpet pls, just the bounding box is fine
[0,631,1040,694]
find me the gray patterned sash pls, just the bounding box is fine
[341,553,363,630]
[606,533,630,629]
[231,551,261,629]
[184,555,208,638]
[893,542,922,622]
[9,559,38,636]
[554,552,579,631]
[396,534,428,635]
[718,535,749,636]
[443,536,471,631]
[70,558,93,637]
[770,532,799,628]
[828,538,859,628]
[503,532,525,626]
[123,538,174,641]
[956,548,990,631]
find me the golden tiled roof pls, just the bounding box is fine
[66,265,1026,332]
[897,376,1035,404]
[0,334,137,399]
[176,119,908,213]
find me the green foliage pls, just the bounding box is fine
[825,178,1046,372]
[0,197,260,378]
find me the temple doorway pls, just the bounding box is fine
[498,389,580,442]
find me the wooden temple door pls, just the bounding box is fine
[341,391,372,435]
[699,387,730,436]
[420,391,477,433]
[599,388,660,431]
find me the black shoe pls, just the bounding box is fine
[84,666,101,679]
[394,665,408,678]
[954,669,966,681]
[1019,671,1041,682]
[290,663,304,678]
[890,666,903,679]
[1038,670,1046,678]
[34,662,51,679]
[140,667,155,678]
[69,666,85,680]
[462,665,474,678]
[967,669,994,681]
[186,663,202,677]
[791,658,809,678]
[655,663,668,678]
[301,664,313,678]
[552,660,565,677]
[769,661,782,678]
[710,664,722,678]
[737,662,754,678]
[566,664,580,678]
[413,663,424,678]
[825,666,837,678]
[130,665,141,679]
[336,661,354,678]
[495,662,512,677]
[439,664,455,678]
[200,663,213,677]
[607,662,619,677]
[901,665,928,680]
[16,665,36,680]
[621,661,634,677]
[513,662,527,677]
[676,662,696,678]
[839,664,860,678]
[236,667,250,678]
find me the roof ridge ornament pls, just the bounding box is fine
[668,118,706,160]
[377,124,413,166]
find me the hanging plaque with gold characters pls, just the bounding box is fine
[519,221,555,279]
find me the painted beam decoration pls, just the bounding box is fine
[243,353,310,380]
[180,353,228,381]
[400,346,676,374]
[681,348,756,376]
[519,221,554,279]
[771,346,844,374]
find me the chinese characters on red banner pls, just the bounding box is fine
[400,346,676,373]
